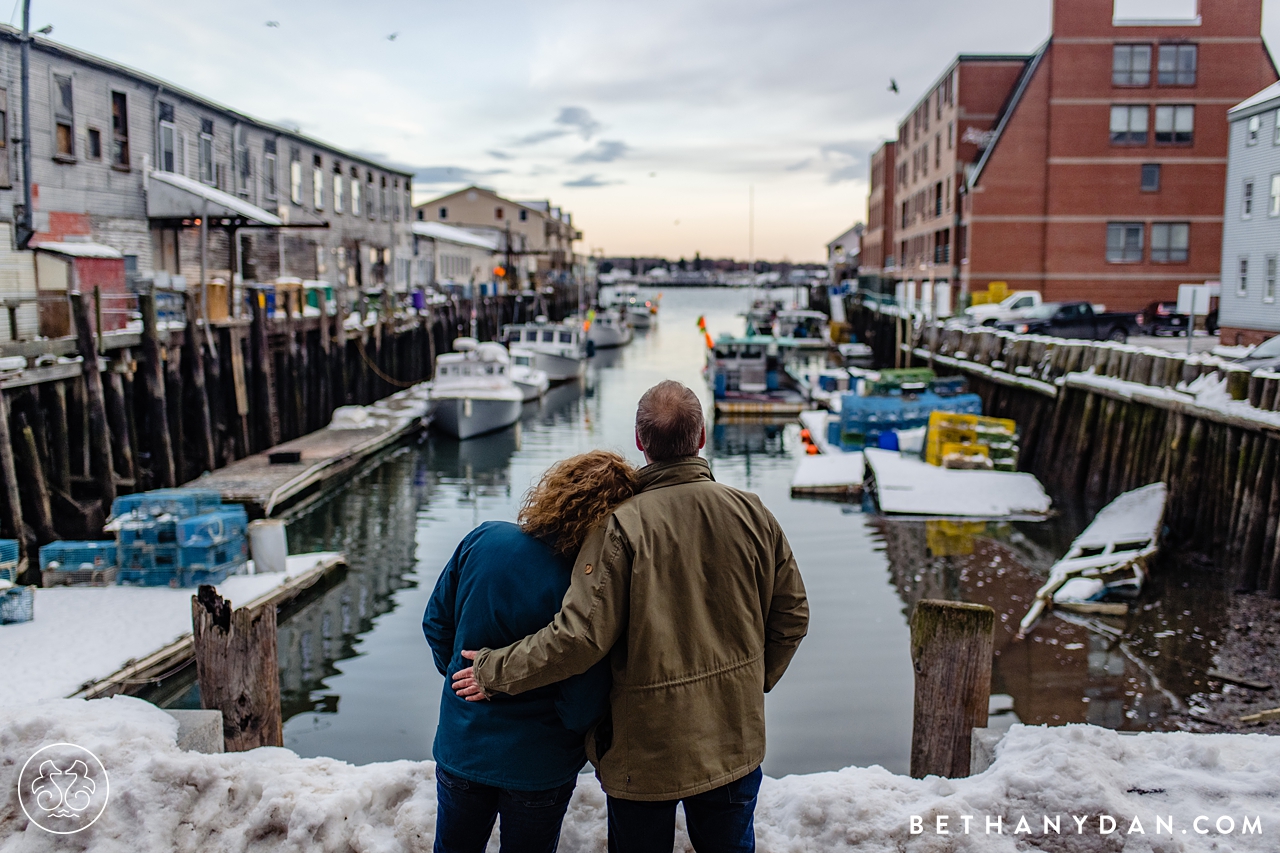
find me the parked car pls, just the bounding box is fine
[1229,333,1280,371]
[995,301,1141,343]
[1135,301,1189,336]
[965,290,1043,326]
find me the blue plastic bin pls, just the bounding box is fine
[0,586,33,624]
[0,538,18,584]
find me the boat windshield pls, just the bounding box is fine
[559,331,573,343]
[542,330,555,343]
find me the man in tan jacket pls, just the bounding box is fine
[452,380,808,852]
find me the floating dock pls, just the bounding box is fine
[863,448,1052,519]
[0,553,345,704]
[193,385,431,516]
[789,453,865,500]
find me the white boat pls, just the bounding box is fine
[1017,483,1168,638]
[431,338,524,440]
[509,347,550,402]
[502,317,588,382]
[585,308,633,348]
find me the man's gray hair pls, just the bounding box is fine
[636,380,704,461]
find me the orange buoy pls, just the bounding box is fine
[806,444,820,455]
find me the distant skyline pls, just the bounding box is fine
[36,0,1280,261]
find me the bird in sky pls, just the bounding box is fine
[387,32,399,41]
[889,79,899,94]
[265,20,279,27]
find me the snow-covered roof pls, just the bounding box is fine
[411,221,500,251]
[1230,81,1280,120]
[32,241,123,259]
[147,170,285,226]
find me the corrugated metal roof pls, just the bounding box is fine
[32,242,124,259]
[147,171,285,225]
[411,221,500,250]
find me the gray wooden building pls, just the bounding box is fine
[1220,81,1280,346]
[0,25,415,297]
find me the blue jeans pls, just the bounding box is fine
[434,767,577,853]
[606,767,763,853]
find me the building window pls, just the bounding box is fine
[1239,257,1250,295]
[1157,44,1196,86]
[1244,180,1255,217]
[393,179,401,221]
[519,209,527,222]
[290,147,302,205]
[350,167,361,215]
[381,175,389,220]
[87,128,102,159]
[0,89,9,187]
[110,91,129,169]
[948,121,954,149]
[263,139,277,199]
[1268,257,1278,303]
[1110,105,1148,145]
[1140,163,1160,191]
[1154,105,1193,145]
[495,206,504,220]
[1249,114,1262,145]
[1271,175,1280,217]
[404,180,412,221]
[312,155,324,210]
[198,119,214,184]
[439,206,447,220]
[1275,111,1280,145]
[1113,44,1152,86]
[1150,223,1189,263]
[236,126,251,198]
[1106,222,1144,263]
[366,172,376,219]
[53,73,74,159]
[332,163,343,213]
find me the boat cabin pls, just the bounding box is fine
[711,336,782,397]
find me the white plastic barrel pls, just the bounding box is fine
[248,519,288,575]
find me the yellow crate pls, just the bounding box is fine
[925,411,1018,466]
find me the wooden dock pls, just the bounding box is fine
[72,554,346,701]
[192,386,430,516]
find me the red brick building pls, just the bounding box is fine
[961,0,1277,311]
[858,142,895,293]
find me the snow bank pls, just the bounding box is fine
[0,554,340,705]
[4,698,1277,851]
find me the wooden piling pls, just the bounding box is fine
[70,292,117,508]
[0,391,27,555]
[103,368,135,484]
[14,414,55,542]
[183,291,216,475]
[138,293,176,489]
[909,600,994,779]
[41,381,70,494]
[191,585,283,752]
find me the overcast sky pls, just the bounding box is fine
[36,0,1280,261]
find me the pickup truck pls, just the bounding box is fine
[995,301,1141,343]
[965,290,1042,326]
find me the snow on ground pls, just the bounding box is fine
[1,697,1277,851]
[0,554,339,705]
[865,448,1052,518]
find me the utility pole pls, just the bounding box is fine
[17,0,34,248]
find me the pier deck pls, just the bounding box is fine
[0,553,345,704]
[193,385,431,516]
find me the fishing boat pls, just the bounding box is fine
[509,347,550,402]
[501,317,588,382]
[773,309,830,348]
[585,308,633,349]
[431,339,524,439]
[1017,483,1168,638]
[706,334,811,417]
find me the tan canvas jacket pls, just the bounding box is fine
[472,456,809,801]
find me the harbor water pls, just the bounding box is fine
[187,288,1234,776]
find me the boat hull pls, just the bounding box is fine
[627,308,654,329]
[588,323,633,348]
[535,352,587,382]
[432,394,523,439]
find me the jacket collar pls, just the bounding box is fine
[638,456,714,492]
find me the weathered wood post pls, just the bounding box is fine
[183,291,216,475]
[138,292,176,489]
[0,391,27,555]
[191,585,283,751]
[909,599,995,779]
[70,292,117,508]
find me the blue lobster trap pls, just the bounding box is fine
[0,539,18,585]
[110,489,223,522]
[0,585,33,624]
[39,540,119,586]
[117,543,182,587]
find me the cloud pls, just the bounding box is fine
[563,174,618,188]
[513,128,571,146]
[820,141,864,159]
[487,150,514,160]
[570,140,628,164]
[555,106,601,140]
[413,166,507,185]
[784,158,812,172]
[826,164,864,184]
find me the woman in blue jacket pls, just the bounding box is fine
[423,450,637,853]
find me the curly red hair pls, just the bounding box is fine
[519,450,639,554]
